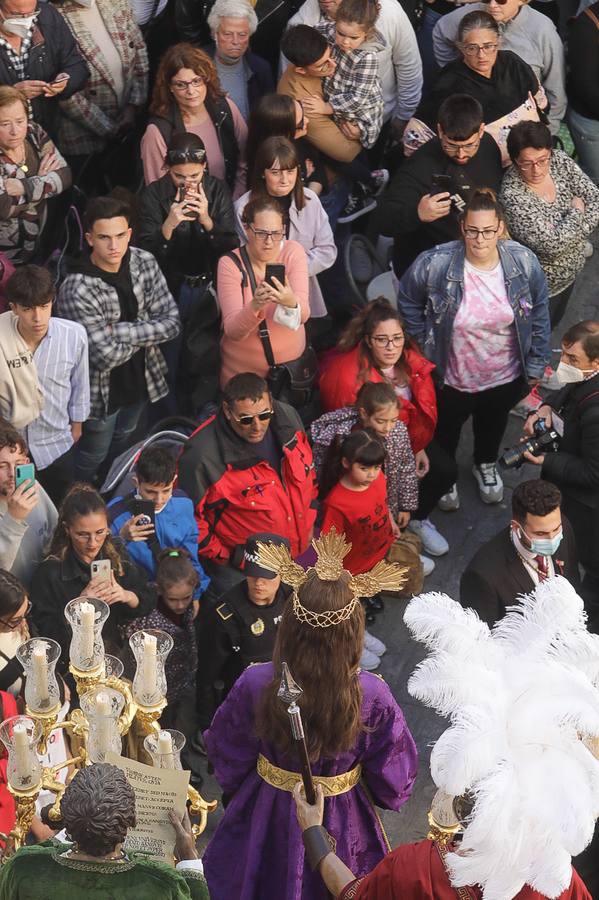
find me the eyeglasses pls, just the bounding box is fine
[441,135,481,152]
[463,226,500,240]
[370,334,405,348]
[461,42,498,56]
[72,528,110,543]
[312,54,334,73]
[167,148,207,165]
[231,410,274,426]
[481,0,509,5]
[516,155,551,170]
[0,599,31,631]
[248,225,286,242]
[171,76,205,92]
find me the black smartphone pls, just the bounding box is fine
[130,498,156,528]
[265,264,286,287]
[430,174,452,197]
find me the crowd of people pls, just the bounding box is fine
[0,0,597,895]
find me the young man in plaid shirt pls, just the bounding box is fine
[57,196,180,484]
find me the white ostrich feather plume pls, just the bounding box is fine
[404,578,599,899]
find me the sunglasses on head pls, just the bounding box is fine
[167,149,207,165]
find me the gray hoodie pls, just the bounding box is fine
[0,485,57,587]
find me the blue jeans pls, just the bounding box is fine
[75,400,147,484]
[320,177,351,232]
[417,6,442,94]
[567,107,599,185]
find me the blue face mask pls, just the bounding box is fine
[528,529,563,558]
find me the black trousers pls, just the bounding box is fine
[549,282,574,330]
[435,377,525,466]
[413,439,458,520]
[36,444,76,507]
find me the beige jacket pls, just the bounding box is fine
[0,311,43,430]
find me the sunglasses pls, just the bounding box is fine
[481,0,509,5]
[231,410,274,426]
[167,149,207,165]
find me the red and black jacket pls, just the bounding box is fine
[177,401,317,563]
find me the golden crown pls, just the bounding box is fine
[256,529,408,629]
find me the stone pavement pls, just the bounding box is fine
[193,230,599,861]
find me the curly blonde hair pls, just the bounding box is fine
[150,43,223,118]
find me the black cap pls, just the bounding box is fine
[243,533,290,579]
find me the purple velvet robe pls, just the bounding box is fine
[203,662,418,900]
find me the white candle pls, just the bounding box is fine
[32,641,49,705]
[79,602,95,662]
[140,633,157,701]
[95,692,112,757]
[12,722,31,782]
[157,730,174,768]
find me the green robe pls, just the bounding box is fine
[0,841,210,899]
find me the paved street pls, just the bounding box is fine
[194,229,599,861]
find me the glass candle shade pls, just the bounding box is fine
[0,715,42,791]
[144,729,185,769]
[16,638,61,714]
[80,686,125,763]
[129,629,173,708]
[64,597,110,671]
[103,655,124,681]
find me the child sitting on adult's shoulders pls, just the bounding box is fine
[107,445,209,603]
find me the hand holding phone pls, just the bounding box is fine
[15,463,35,489]
[91,559,111,582]
[265,264,286,288]
[9,465,38,522]
[430,173,452,197]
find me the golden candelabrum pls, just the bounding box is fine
[0,598,218,858]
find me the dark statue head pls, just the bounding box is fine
[59,764,136,856]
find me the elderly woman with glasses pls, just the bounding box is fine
[397,188,551,510]
[30,484,156,673]
[404,10,547,164]
[141,42,248,198]
[216,194,309,387]
[500,120,599,328]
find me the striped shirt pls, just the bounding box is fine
[24,317,90,470]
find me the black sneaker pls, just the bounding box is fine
[338,190,377,224]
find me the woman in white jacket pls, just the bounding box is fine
[234,136,336,317]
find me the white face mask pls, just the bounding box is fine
[554,361,598,385]
[1,12,37,39]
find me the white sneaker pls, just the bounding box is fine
[421,554,435,577]
[408,518,449,556]
[359,647,381,671]
[364,630,387,656]
[472,463,504,504]
[438,484,460,511]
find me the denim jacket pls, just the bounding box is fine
[397,240,551,383]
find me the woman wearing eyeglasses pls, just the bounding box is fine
[397,188,551,509]
[404,10,547,164]
[319,298,454,561]
[500,121,599,328]
[30,484,156,672]
[0,570,32,695]
[141,42,248,198]
[235,137,335,319]
[217,194,309,387]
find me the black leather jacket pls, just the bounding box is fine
[137,171,239,291]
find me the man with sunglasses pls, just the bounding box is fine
[178,371,317,601]
[432,0,566,136]
[372,93,502,277]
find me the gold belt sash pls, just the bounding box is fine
[257,753,362,797]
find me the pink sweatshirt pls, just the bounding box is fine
[217,240,310,387]
[140,98,248,199]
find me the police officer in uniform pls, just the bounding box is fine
[195,533,292,736]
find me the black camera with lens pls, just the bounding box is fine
[499,418,560,470]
